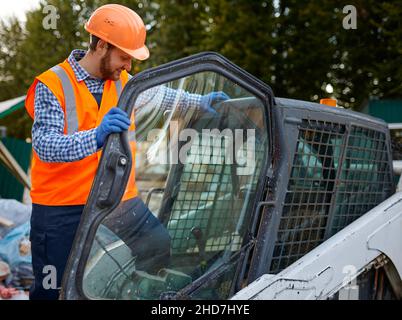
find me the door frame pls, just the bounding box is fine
[60,51,275,300]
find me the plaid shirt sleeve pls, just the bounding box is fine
[32,76,202,163]
[32,81,98,163]
[134,85,203,114]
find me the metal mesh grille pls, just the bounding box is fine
[330,126,392,235]
[270,120,345,273]
[269,120,392,274]
[167,130,263,255]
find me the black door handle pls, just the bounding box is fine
[97,151,128,208]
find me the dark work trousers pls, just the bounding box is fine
[29,197,171,300]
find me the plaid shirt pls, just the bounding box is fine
[32,49,202,162]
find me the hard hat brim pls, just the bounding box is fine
[123,44,150,61]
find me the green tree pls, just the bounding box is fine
[1,0,402,139]
[332,0,402,108]
[145,0,207,66]
[261,0,402,108]
[200,0,275,86]
[0,17,31,139]
[0,18,25,101]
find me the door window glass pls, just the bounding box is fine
[82,71,269,300]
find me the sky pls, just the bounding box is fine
[0,0,41,21]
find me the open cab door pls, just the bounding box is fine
[61,52,274,300]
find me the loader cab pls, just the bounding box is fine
[61,53,394,300]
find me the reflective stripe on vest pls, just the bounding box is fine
[115,79,123,97]
[50,65,124,135]
[51,65,78,135]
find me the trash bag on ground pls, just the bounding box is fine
[0,199,31,239]
[4,262,33,290]
[0,221,31,269]
[0,221,33,290]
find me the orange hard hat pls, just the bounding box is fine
[85,4,149,61]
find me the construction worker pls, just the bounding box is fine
[25,4,229,300]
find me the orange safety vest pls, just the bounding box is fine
[25,59,138,205]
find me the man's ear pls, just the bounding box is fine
[96,39,109,56]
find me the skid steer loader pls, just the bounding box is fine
[60,52,402,300]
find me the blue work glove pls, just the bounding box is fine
[96,108,131,148]
[200,91,230,114]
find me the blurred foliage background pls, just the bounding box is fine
[0,0,401,139]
